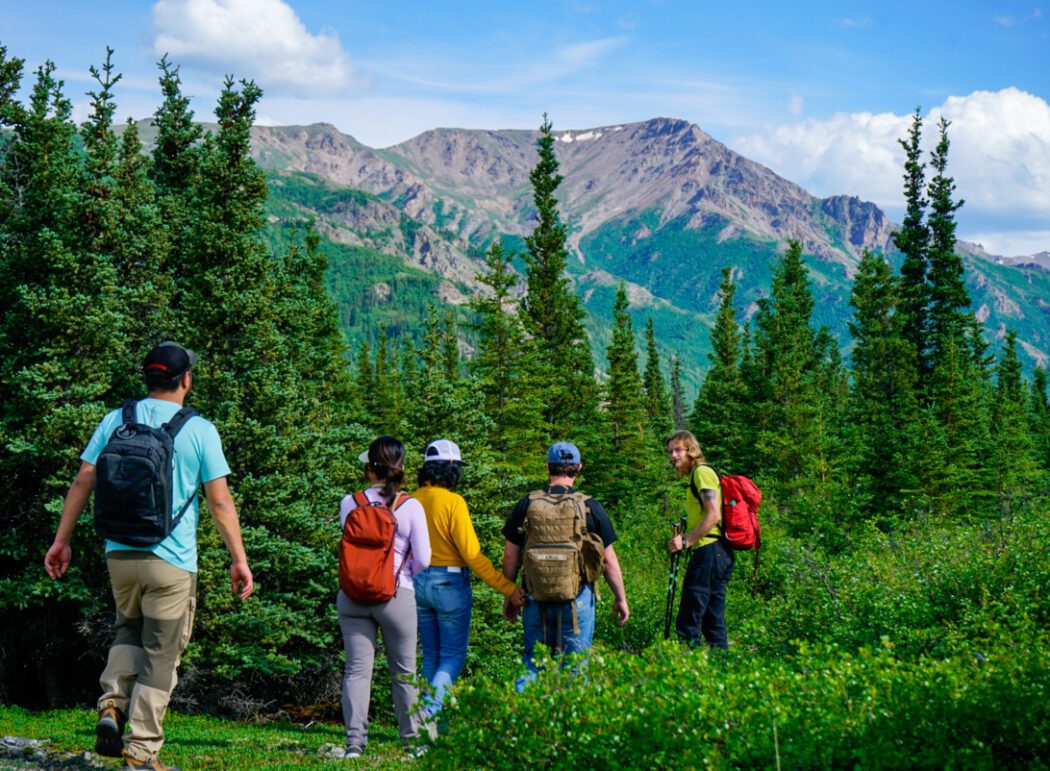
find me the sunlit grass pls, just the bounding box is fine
[0,705,423,769]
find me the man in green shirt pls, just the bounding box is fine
[666,430,734,648]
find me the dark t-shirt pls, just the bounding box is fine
[502,484,618,548]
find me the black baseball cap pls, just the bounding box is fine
[143,341,196,378]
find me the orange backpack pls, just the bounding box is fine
[339,491,410,604]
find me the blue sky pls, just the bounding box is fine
[2,0,1048,255]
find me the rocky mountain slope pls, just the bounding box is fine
[244,117,1050,373]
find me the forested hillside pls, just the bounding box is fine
[245,117,1050,388]
[1,46,1048,767]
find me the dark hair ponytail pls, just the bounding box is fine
[365,436,406,504]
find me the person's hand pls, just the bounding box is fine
[44,540,72,580]
[509,586,526,608]
[612,598,630,626]
[503,595,520,623]
[230,561,254,600]
[668,534,685,554]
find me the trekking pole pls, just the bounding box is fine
[664,516,687,639]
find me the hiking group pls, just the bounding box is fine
[43,342,753,768]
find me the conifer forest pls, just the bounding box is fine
[1,46,1048,768]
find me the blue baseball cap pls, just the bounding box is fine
[547,441,581,464]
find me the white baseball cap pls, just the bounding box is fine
[424,439,463,462]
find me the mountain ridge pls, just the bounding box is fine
[235,116,1050,371]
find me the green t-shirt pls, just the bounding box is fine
[684,464,722,548]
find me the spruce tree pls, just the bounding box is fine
[642,317,673,438]
[990,330,1037,520]
[750,241,824,513]
[1028,367,1050,472]
[0,57,129,696]
[847,249,921,524]
[372,325,403,434]
[604,287,642,449]
[150,56,203,313]
[520,115,597,441]
[409,306,465,441]
[893,109,931,378]
[468,239,546,462]
[79,50,172,374]
[691,267,747,469]
[353,338,377,422]
[927,320,993,516]
[669,353,687,431]
[926,117,969,369]
[600,283,649,505]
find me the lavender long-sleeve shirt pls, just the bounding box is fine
[340,486,431,590]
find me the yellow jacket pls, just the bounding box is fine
[413,484,517,597]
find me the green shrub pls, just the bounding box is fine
[427,638,1050,769]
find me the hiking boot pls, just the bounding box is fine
[94,706,126,757]
[122,750,181,771]
[345,744,364,758]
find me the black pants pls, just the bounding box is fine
[675,540,734,649]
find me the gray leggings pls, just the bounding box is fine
[337,588,420,747]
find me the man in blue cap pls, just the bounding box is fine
[500,441,629,686]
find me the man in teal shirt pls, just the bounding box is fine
[44,342,253,771]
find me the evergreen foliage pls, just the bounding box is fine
[893,109,931,377]
[669,353,686,430]
[467,239,546,465]
[520,115,597,442]
[599,283,649,506]
[749,241,831,515]
[691,267,747,470]
[641,317,672,439]
[926,117,969,368]
[846,250,921,524]
[0,44,1047,765]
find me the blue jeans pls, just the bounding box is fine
[518,583,596,691]
[413,566,472,714]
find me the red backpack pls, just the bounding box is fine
[339,491,410,604]
[692,465,762,556]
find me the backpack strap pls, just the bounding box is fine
[163,406,202,533]
[163,406,199,439]
[121,400,138,427]
[690,464,723,502]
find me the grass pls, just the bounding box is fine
[0,706,422,769]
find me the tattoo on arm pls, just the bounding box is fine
[701,490,718,503]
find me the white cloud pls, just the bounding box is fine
[731,88,1050,255]
[556,37,627,69]
[960,230,1050,258]
[149,0,352,95]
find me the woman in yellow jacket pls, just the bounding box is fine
[412,439,525,716]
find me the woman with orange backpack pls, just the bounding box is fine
[337,436,431,758]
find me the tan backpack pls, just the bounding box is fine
[520,490,606,633]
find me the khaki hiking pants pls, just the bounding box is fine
[98,552,197,760]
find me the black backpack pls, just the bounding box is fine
[94,400,199,547]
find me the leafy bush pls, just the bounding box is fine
[428,638,1050,769]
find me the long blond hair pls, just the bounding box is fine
[666,430,706,470]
